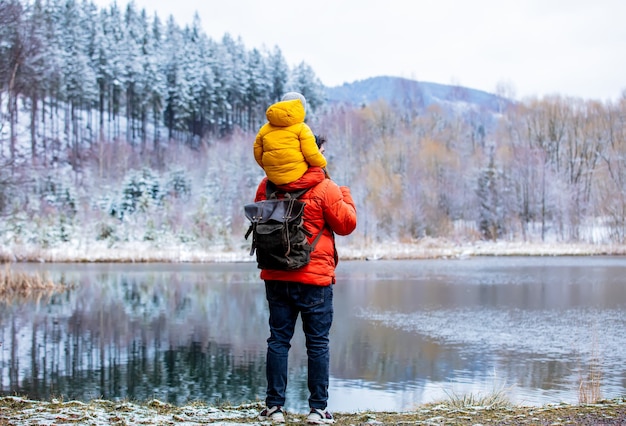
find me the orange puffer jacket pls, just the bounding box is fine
[254,167,357,285]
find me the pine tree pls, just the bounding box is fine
[243,48,270,131]
[288,61,325,114]
[267,46,289,103]
[477,147,504,240]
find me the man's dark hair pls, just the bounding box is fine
[315,135,327,148]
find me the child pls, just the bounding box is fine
[254,92,327,186]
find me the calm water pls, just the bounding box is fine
[1,257,625,413]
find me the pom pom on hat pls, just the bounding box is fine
[281,91,307,112]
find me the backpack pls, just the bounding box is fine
[244,181,322,270]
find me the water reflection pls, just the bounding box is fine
[1,258,625,413]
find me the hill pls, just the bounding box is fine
[324,76,510,113]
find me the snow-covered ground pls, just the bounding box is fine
[0,396,264,425]
[1,238,625,263]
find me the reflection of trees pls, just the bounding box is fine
[0,266,272,404]
[13,337,267,405]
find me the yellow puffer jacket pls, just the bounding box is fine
[254,99,327,185]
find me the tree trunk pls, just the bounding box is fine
[30,93,38,164]
[8,62,20,166]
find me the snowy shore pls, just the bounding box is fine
[2,395,626,425]
[2,238,625,263]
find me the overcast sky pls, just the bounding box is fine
[92,0,626,101]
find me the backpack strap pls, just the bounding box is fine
[309,227,324,251]
[265,179,324,252]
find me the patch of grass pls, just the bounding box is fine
[442,387,513,410]
[438,374,513,411]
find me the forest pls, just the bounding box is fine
[1,0,626,260]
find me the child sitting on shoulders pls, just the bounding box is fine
[254,92,326,185]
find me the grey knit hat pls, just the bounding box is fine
[281,91,307,112]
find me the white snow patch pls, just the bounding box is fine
[1,396,264,426]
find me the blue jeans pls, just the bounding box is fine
[264,280,333,410]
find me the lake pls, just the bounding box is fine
[1,257,625,413]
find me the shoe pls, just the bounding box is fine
[258,406,285,423]
[306,408,334,424]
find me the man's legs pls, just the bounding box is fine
[265,280,298,408]
[299,284,333,410]
[264,281,334,410]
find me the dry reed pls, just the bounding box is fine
[0,264,71,298]
[577,330,604,404]
[579,353,603,404]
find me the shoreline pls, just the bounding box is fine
[2,239,626,263]
[1,395,625,425]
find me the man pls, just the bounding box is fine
[254,155,357,424]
